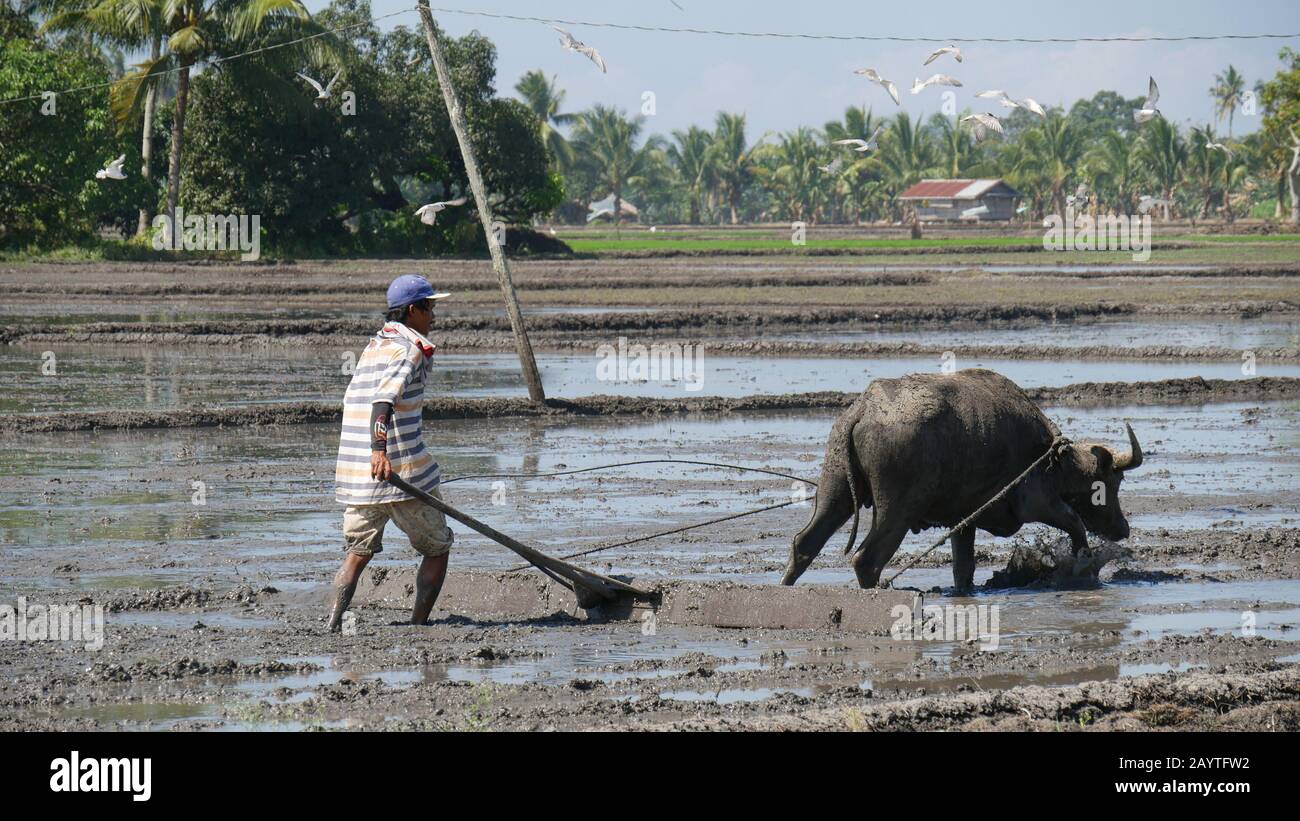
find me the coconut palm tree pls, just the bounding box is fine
[1086,131,1141,214]
[1136,117,1187,220]
[708,112,763,224]
[104,0,325,232]
[40,0,168,236]
[570,104,663,232]
[1187,125,1228,220]
[1210,65,1246,138]
[930,113,977,179]
[876,112,936,219]
[824,105,882,223]
[762,127,823,221]
[515,69,574,169]
[1014,113,1085,216]
[665,126,713,224]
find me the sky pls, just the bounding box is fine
[304,0,1300,139]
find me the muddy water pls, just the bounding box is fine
[3,344,1297,412]
[4,400,1293,577]
[3,401,1297,727]
[770,316,1300,350]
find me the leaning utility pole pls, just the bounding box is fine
[417,1,546,401]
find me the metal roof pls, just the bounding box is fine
[897,179,1019,200]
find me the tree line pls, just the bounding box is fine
[3,0,1298,258]
[523,56,1300,227]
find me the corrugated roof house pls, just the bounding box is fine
[897,179,1022,221]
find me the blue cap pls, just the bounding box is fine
[386,275,449,310]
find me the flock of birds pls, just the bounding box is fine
[539,28,1233,173]
[87,21,1237,224]
[852,45,1054,149]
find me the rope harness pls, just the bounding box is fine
[442,441,1068,586]
[878,436,1069,587]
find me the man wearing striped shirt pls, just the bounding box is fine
[328,274,454,632]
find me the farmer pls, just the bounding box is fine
[327,274,454,632]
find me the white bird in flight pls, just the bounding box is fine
[1067,183,1088,207]
[297,70,340,100]
[552,26,607,73]
[976,90,1047,118]
[1206,141,1234,157]
[1134,77,1162,123]
[924,45,962,65]
[833,124,885,153]
[415,197,467,226]
[95,154,127,180]
[975,89,1013,104]
[912,74,962,94]
[1018,97,1047,118]
[819,157,844,174]
[853,68,900,106]
[960,112,1003,142]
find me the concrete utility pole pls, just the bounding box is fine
[417,1,546,401]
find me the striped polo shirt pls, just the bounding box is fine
[335,322,441,505]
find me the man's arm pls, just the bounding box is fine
[369,345,418,482]
[370,401,394,480]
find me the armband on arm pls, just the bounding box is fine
[370,402,394,451]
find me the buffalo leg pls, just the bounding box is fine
[951,526,976,594]
[851,513,910,589]
[782,468,862,585]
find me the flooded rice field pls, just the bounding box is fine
[2,398,1297,730]
[2,257,1298,731]
[3,343,1298,412]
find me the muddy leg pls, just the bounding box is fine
[851,515,909,589]
[327,552,371,632]
[782,472,862,585]
[411,553,449,625]
[951,527,976,594]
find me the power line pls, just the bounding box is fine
[426,5,1300,44]
[0,7,418,106]
[5,4,1296,106]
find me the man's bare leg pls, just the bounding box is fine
[411,553,449,625]
[327,552,371,632]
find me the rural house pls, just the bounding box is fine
[897,179,1022,222]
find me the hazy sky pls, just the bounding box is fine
[306,0,1300,138]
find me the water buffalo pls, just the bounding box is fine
[782,369,1143,592]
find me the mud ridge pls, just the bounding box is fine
[3,376,1296,433]
[0,271,937,297]
[652,667,1300,731]
[6,302,1297,347]
[9,325,1295,362]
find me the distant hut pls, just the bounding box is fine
[897,179,1022,222]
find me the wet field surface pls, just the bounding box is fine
[1,256,1298,731]
[4,343,1298,413]
[2,399,1297,729]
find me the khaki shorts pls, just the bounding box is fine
[343,493,454,559]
